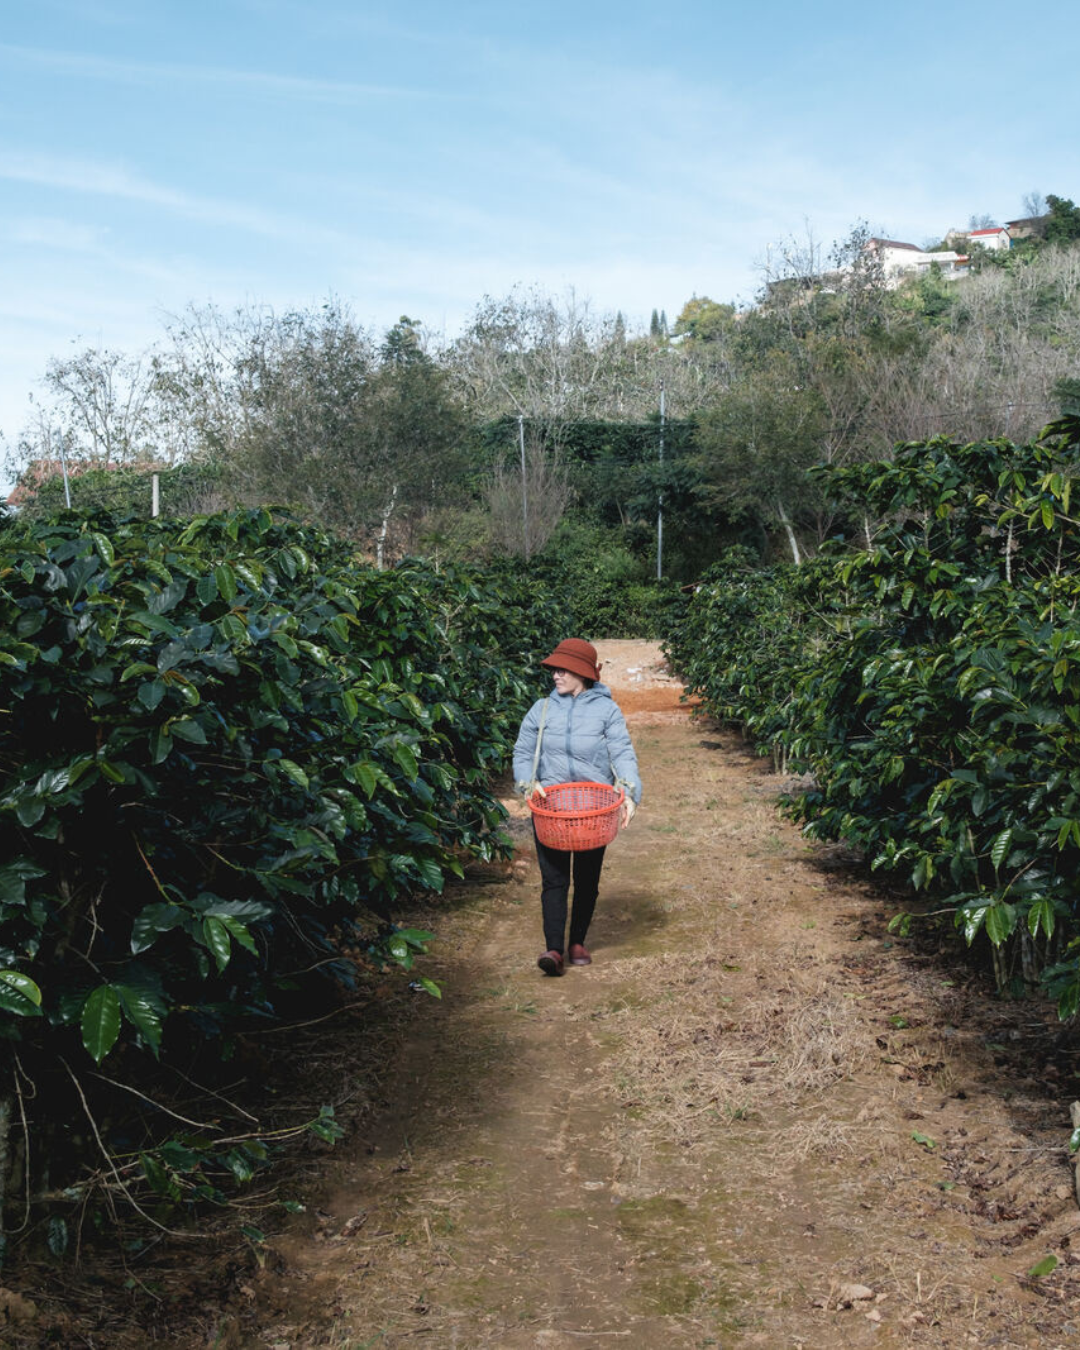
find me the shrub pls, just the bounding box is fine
[0,507,566,1228]
[666,422,1080,1016]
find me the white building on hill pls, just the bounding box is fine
[866,237,970,287]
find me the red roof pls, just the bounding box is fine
[969,227,1005,236]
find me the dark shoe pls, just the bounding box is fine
[568,944,592,966]
[537,950,564,977]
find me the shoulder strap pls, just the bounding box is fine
[531,698,549,782]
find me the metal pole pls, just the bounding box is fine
[57,430,72,509]
[519,413,529,561]
[657,380,665,580]
[151,473,160,518]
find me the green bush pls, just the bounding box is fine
[528,523,687,638]
[0,507,566,1226]
[18,460,226,519]
[666,423,1080,1016]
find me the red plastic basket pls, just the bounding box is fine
[528,781,625,851]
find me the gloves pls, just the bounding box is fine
[621,797,637,829]
[517,780,547,800]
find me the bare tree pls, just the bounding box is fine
[447,287,729,428]
[1022,191,1048,220]
[483,430,571,558]
[14,348,164,478]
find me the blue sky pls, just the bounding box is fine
[3,0,1079,469]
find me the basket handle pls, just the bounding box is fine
[530,698,549,787]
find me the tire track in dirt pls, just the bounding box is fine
[228,642,1080,1349]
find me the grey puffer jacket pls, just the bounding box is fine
[513,683,642,804]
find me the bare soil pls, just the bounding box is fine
[12,641,1080,1347]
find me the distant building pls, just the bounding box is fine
[1004,215,1048,240]
[865,238,969,287]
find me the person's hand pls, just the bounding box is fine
[620,797,636,829]
[517,780,547,800]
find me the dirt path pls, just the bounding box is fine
[214,642,1078,1348]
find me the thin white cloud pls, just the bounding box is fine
[0,42,432,105]
[5,216,105,252]
[0,151,359,250]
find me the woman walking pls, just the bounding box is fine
[513,639,642,976]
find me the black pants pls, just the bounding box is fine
[534,828,606,954]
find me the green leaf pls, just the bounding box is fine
[216,914,257,956]
[138,679,166,711]
[989,827,1012,872]
[214,563,238,603]
[90,532,116,567]
[131,902,183,954]
[15,797,45,828]
[910,1132,936,1150]
[82,985,121,1063]
[394,928,434,947]
[1058,980,1080,1021]
[150,725,173,765]
[963,905,989,946]
[413,856,444,892]
[276,758,310,790]
[391,742,419,780]
[387,935,412,969]
[0,970,43,1017]
[203,916,232,972]
[120,661,157,683]
[140,1151,181,1200]
[1028,1255,1058,1278]
[417,977,442,999]
[0,862,47,907]
[170,718,207,745]
[47,1216,69,1257]
[307,1104,344,1142]
[984,902,1015,947]
[115,983,164,1055]
[224,1149,256,1182]
[196,572,219,605]
[1069,1126,1080,1156]
[1027,898,1055,940]
[349,761,377,798]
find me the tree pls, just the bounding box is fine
[178,303,469,563]
[673,296,736,344]
[14,348,167,483]
[830,223,889,337]
[1044,195,1080,244]
[483,430,571,558]
[1022,190,1047,220]
[692,372,828,563]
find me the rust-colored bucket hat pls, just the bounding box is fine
[541,638,601,682]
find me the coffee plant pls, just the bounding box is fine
[0,507,565,1238]
[667,419,1080,1017]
